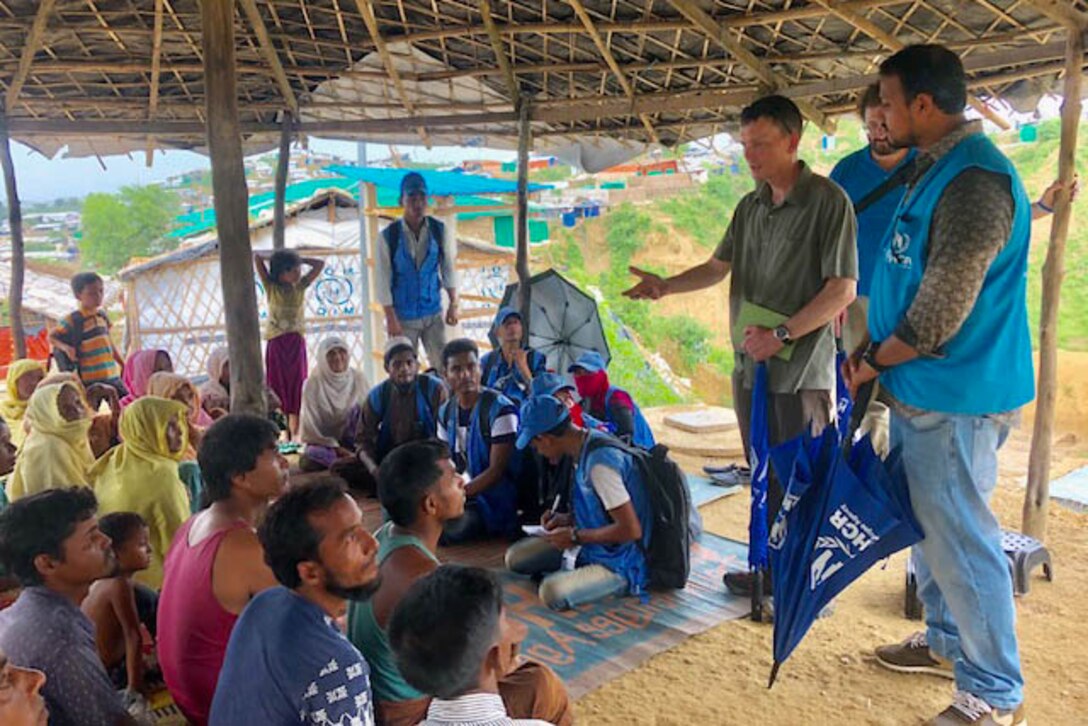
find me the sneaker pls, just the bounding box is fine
[928,691,1026,725]
[723,569,773,598]
[875,631,955,679]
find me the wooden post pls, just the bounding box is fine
[201,0,265,415]
[272,111,292,251]
[360,179,379,383]
[0,112,26,359]
[515,99,531,340]
[1023,28,1083,540]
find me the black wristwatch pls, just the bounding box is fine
[862,341,891,374]
[773,324,792,343]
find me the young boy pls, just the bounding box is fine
[81,512,153,698]
[50,272,126,395]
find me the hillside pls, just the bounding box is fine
[536,116,1088,408]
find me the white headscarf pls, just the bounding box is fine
[298,337,369,448]
[199,346,231,409]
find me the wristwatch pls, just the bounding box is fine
[773,324,793,343]
[862,341,891,374]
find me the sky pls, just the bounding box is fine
[7,137,517,203]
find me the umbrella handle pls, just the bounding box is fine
[844,379,877,456]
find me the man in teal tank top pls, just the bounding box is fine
[844,45,1032,726]
[346,440,571,725]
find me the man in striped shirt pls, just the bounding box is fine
[50,272,126,395]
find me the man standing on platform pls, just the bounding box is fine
[624,94,858,600]
[848,45,1033,726]
[376,172,460,368]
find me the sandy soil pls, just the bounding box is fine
[574,413,1088,725]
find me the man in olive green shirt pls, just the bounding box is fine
[625,95,857,598]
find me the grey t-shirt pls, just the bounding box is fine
[714,162,858,394]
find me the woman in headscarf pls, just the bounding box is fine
[0,359,46,449]
[7,382,96,501]
[119,349,173,409]
[298,337,370,489]
[199,346,284,424]
[39,371,120,458]
[91,396,191,589]
[147,371,212,512]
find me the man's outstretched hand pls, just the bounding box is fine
[623,266,669,300]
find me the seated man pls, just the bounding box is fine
[0,488,139,725]
[347,440,572,726]
[438,338,521,543]
[389,565,565,726]
[506,396,653,610]
[567,351,655,449]
[480,308,548,405]
[356,336,447,475]
[158,414,286,726]
[209,479,381,725]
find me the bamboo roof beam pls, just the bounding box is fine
[1023,0,1088,30]
[238,0,299,115]
[811,0,1011,129]
[565,0,660,145]
[351,0,431,147]
[477,0,519,101]
[145,0,164,166]
[665,0,834,134]
[6,0,56,110]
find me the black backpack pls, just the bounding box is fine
[586,435,698,590]
[52,310,85,373]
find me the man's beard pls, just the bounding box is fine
[326,571,382,602]
[870,139,896,156]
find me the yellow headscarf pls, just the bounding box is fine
[91,396,191,589]
[7,382,95,501]
[1,359,47,448]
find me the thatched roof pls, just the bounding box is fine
[3,0,1086,163]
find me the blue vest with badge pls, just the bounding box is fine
[604,387,656,450]
[868,132,1034,415]
[480,348,548,405]
[439,388,520,537]
[572,430,652,596]
[367,373,444,461]
[383,217,445,321]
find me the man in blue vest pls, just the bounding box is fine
[567,351,655,449]
[480,307,548,405]
[844,45,1033,726]
[356,336,448,475]
[506,395,653,611]
[376,172,459,368]
[830,82,918,454]
[438,338,521,543]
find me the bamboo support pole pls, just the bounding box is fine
[0,113,25,359]
[201,0,265,416]
[1023,28,1083,540]
[272,111,293,251]
[515,100,531,338]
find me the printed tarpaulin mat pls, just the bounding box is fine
[502,532,750,699]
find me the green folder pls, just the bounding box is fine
[731,300,796,362]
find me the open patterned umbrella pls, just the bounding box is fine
[491,269,610,374]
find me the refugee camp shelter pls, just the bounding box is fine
[1,0,1084,535]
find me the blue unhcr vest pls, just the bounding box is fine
[439,388,520,537]
[869,132,1034,415]
[572,430,653,597]
[367,374,444,461]
[480,348,548,405]
[383,217,445,321]
[604,387,656,450]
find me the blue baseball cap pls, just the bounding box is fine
[567,350,607,374]
[531,372,575,398]
[516,395,571,450]
[494,306,522,328]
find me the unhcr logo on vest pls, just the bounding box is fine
[886,229,912,269]
[809,504,881,590]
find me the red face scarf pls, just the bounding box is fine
[574,369,610,412]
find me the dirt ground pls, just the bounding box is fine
[574,412,1088,725]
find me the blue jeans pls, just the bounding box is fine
[505,537,628,610]
[891,410,1022,709]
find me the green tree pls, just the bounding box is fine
[80,185,181,272]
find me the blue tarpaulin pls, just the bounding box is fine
[326,165,553,195]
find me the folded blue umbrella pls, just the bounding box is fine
[767,393,924,687]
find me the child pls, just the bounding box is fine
[254,250,325,439]
[49,272,126,396]
[81,512,154,697]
